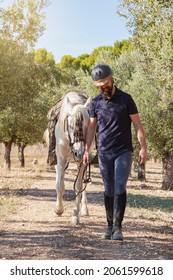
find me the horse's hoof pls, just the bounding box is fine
[71,216,79,225]
[54,206,64,216]
[80,207,89,217]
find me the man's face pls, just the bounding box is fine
[99,80,113,98]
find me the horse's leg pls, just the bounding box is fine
[54,157,67,216]
[71,192,82,225]
[80,168,89,216]
[71,164,89,225]
[81,190,89,216]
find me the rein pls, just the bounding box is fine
[63,107,91,201]
[66,114,84,157]
[65,162,91,201]
[73,162,91,200]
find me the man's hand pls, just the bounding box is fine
[83,151,89,165]
[138,148,148,164]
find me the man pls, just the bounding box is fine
[83,63,148,241]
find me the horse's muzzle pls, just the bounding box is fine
[70,141,84,161]
[73,150,83,162]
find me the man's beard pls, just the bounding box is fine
[101,84,114,98]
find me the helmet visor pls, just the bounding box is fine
[93,74,113,86]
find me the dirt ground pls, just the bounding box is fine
[0,144,173,260]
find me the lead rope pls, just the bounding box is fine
[65,162,91,201]
[65,116,91,200]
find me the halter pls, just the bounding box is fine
[63,109,91,200]
[66,112,85,160]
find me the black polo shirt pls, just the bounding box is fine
[89,88,138,155]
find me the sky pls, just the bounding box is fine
[1,0,131,63]
[35,0,131,62]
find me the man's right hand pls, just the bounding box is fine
[83,151,89,165]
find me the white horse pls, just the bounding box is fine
[54,91,92,225]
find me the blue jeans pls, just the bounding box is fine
[98,151,132,197]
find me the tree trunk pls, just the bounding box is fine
[162,152,173,190]
[17,143,26,167]
[3,140,13,170]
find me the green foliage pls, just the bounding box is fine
[74,40,133,98]
[128,193,173,213]
[59,55,74,68]
[0,0,49,49]
[33,48,62,106]
[0,38,63,148]
[3,0,172,169]
[0,0,56,148]
[113,39,131,56]
[75,69,97,98]
[117,0,173,159]
[34,48,55,66]
[72,54,90,71]
[0,39,47,144]
[58,40,131,76]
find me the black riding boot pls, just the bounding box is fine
[112,190,126,241]
[103,194,114,239]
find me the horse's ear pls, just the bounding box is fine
[84,97,91,109]
[66,96,73,115]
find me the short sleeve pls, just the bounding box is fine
[89,99,97,118]
[127,95,138,115]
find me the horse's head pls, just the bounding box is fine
[64,97,91,162]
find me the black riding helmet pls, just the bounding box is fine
[91,64,113,86]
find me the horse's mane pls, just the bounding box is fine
[65,90,88,100]
[64,91,88,106]
[59,91,88,119]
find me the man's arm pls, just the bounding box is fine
[83,117,97,164]
[130,113,148,164]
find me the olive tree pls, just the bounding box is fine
[117,0,173,189]
[0,0,50,168]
